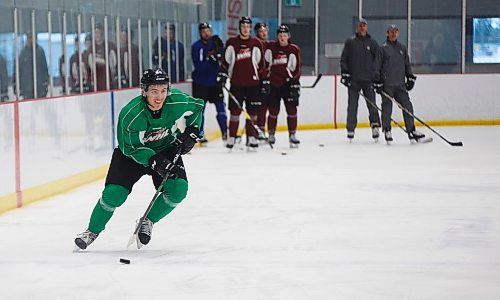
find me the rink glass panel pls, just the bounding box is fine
[18,94,112,190]
[362,0,408,47]
[318,0,358,75]
[281,0,315,75]
[0,103,16,196]
[411,0,462,74]
[0,3,15,102]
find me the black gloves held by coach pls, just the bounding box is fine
[405,75,417,91]
[260,78,271,96]
[340,73,351,87]
[149,153,183,179]
[372,81,384,94]
[175,126,200,155]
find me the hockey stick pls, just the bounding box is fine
[359,91,409,134]
[380,90,463,147]
[126,149,182,249]
[301,73,323,88]
[222,85,274,149]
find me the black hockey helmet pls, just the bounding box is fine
[253,22,267,32]
[277,24,290,35]
[239,16,252,27]
[198,22,211,32]
[141,68,170,92]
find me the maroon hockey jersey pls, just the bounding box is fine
[222,36,266,87]
[89,41,117,91]
[265,41,302,87]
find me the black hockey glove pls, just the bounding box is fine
[340,73,351,87]
[372,81,384,94]
[405,75,416,91]
[175,126,200,155]
[149,153,183,179]
[217,72,228,88]
[260,78,271,96]
[287,79,301,105]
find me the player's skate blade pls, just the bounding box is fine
[74,230,98,250]
[246,136,258,152]
[384,130,393,145]
[138,219,153,245]
[289,133,300,148]
[372,126,380,143]
[408,130,433,144]
[416,136,433,144]
[347,131,354,143]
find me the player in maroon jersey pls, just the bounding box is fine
[265,25,302,148]
[91,23,118,91]
[219,16,267,150]
[254,22,271,142]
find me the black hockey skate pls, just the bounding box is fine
[74,230,99,251]
[371,125,380,142]
[257,130,268,145]
[246,136,259,151]
[347,131,354,142]
[137,218,154,248]
[289,133,300,148]
[384,130,393,145]
[198,137,208,147]
[408,129,433,144]
[268,133,276,145]
[226,136,236,149]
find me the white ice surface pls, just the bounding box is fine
[1,127,500,300]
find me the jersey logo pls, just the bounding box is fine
[236,48,252,61]
[142,128,169,143]
[140,111,195,144]
[273,54,288,65]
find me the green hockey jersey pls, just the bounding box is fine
[117,88,205,166]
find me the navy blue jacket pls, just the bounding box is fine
[152,37,185,83]
[191,39,221,87]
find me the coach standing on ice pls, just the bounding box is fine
[373,24,428,144]
[340,18,381,142]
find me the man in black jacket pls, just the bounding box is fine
[340,18,381,142]
[17,32,49,99]
[373,25,428,144]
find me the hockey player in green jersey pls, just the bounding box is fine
[74,68,205,250]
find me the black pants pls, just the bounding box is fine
[347,81,380,132]
[105,147,187,192]
[381,85,415,132]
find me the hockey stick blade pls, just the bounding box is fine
[301,73,323,88]
[126,233,137,249]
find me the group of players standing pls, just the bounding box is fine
[191,17,302,150]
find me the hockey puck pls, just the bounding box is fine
[319,144,324,147]
[119,258,130,264]
[281,152,287,155]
